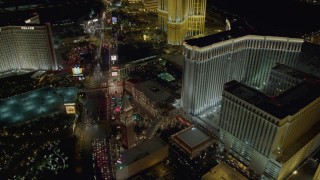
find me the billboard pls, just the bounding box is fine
[111,55,117,61]
[111,72,118,77]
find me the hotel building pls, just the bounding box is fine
[182,33,304,116]
[218,76,320,179]
[0,24,57,73]
[157,0,206,45]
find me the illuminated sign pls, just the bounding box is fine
[21,27,34,30]
[65,105,76,114]
[111,72,118,77]
[111,55,117,61]
[72,66,83,76]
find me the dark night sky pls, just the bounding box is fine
[0,0,319,35]
[209,0,320,36]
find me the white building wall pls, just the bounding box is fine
[182,35,303,116]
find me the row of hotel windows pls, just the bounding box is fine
[220,98,277,157]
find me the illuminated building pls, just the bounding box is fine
[171,126,213,158]
[182,33,304,117]
[108,42,123,95]
[131,80,171,117]
[0,24,57,73]
[157,0,206,45]
[263,64,309,96]
[118,55,157,78]
[218,76,320,179]
[116,137,168,179]
[109,65,123,94]
[120,95,135,149]
[24,15,40,24]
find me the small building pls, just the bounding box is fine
[171,126,214,158]
[116,137,168,180]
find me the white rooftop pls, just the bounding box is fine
[176,126,211,148]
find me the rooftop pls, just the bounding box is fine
[224,80,320,119]
[117,137,167,169]
[296,42,320,78]
[134,80,171,104]
[0,87,78,127]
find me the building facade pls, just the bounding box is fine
[218,80,320,179]
[157,0,206,45]
[182,34,304,116]
[0,24,57,73]
[313,163,320,180]
[120,95,135,149]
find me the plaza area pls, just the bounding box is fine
[0,87,78,127]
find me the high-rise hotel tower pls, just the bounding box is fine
[182,32,303,117]
[157,0,206,45]
[0,24,57,73]
[219,68,320,179]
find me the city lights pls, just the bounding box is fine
[1,0,320,180]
